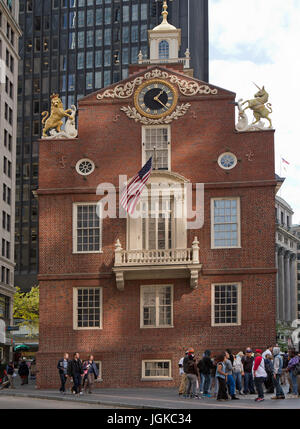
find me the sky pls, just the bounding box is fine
[209,0,300,224]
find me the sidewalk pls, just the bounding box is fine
[0,377,299,409]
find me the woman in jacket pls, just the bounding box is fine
[233,352,244,395]
[82,355,99,394]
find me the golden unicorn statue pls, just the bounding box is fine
[241,84,273,128]
[41,94,75,137]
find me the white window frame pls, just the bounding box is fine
[73,287,103,330]
[211,282,242,327]
[140,284,174,329]
[211,197,241,249]
[0,347,3,361]
[142,359,172,381]
[72,202,103,254]
[142,125,171,171]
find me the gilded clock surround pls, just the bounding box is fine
[134,79,178,120]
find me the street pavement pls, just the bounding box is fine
[0,377,299,409]
[0,396,127,409]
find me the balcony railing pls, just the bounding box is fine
[113,238,201,291]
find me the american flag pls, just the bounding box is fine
[120,157,153,215]
[281,157,290,166]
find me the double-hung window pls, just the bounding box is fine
[212,283,241,326]
[73,203,102,253]
[73,287,102,329]
[141,285,173,328]
[142,360,172,380]
[142,126,170,171]
[211,198,241,248]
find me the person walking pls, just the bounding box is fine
[286,351,300,398]
[271,347,285,400]
[67,352,84,395]
[233,352,244,395]
[242,348,255,395]
[178,351,188,397]
[216,353,229,401]
[82,355,99,394]
[57,353,69,394]
[6,362,15,389]
[184,350,199,399]
[253,349,267,402]
[198,350,213,397]
[18,358,29,385]
[225,350,239,400]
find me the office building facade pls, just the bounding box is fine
[16,0,209,290]
[0,0,21,361]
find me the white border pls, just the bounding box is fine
[140,284,174,329]
[75,159,95,176]
[211,197,241,249]
[211,282,242,327]
[218,152,238,170]
[141,359,172,380]
[73,287,103,330]
[72,202,103,254]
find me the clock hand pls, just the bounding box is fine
[153,90,164,101]
[154,98,168,109]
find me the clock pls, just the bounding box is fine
[134,79,178,119]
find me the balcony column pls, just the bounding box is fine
[192,237,200,264]
[190,237,200,290]
[278,247,285,321]
[275,244,280,320]
[114,239,124,291]
[290,253,297,322]
[284,250,291,322]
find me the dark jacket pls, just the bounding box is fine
[198,357,213,375]
[57,358,69,375]
[242,356,254,373]
[82,360,99,379]
[6,364,14,375]
[67,359,83,377]
[18,362,29,376]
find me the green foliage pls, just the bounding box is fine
[276,321,294,351]
[13,286,39,335]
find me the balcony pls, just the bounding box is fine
[112,238,202,291]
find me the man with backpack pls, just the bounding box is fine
[286,351,300,398]
[242,348,255,395]
[264,353,274,394]
[271,347,285,400]
[253,349,267,402]
[183,348,199,398]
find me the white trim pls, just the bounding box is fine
[142,125,171,171]
[140,284,174,329]
[141,359,172,380]
[211,282,242,327]
[218,153,238,170]
[94,360,102,380]
[75,159,95,176]
[211,197,241,249]
[72,202,103,254]
[73,287,103,330]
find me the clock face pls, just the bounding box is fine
[134,79,178,119]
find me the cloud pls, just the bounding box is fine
[209,0,300,223]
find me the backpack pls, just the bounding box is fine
[292,362,300,376]
[264,358,273,375]
[186,359,196,374]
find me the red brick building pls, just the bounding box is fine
[36,9,277,389]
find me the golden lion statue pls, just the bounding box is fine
[41,94,75,137]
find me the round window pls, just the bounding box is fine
[76,159,95,176]
[218,153,237,170]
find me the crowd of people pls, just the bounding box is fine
[0,357,37,390]
[57,352,100,395]
[178,346,300,402]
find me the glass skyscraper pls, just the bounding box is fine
[15,0,209,290]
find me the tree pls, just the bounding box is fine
[13,286,39,335]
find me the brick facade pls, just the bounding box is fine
[36,64,277,389]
